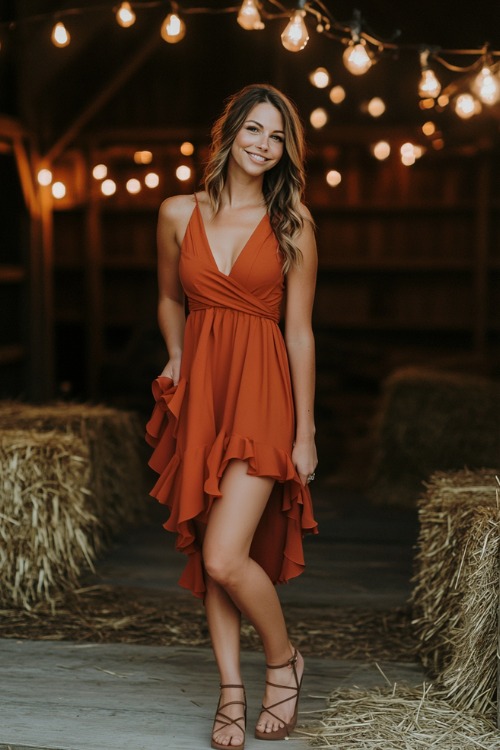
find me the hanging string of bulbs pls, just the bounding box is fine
[1,1,500,117]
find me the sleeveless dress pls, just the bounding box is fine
[145,195,318,599]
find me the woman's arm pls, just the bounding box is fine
[156,196,188,385]
[284,206,318,485]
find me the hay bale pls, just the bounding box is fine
[411,469,500,718]
[0,401,145,538]
[368,366,500,506]
[0,429,101,609]
[302,682,500,749]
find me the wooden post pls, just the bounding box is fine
[84,149,104,400]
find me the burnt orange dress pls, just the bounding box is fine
[145,195,318,599]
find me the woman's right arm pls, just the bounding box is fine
[156,197,186,385]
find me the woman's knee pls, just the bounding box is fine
[203,547,245,587]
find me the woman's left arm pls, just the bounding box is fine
[284,206,318,486]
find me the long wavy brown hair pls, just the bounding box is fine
[203,84,308,273]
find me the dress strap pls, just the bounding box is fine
[193,191,199,205]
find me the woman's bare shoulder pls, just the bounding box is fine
[159,193,196,225]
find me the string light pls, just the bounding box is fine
[326,170,341,187]
[52,181,66,198]
[329,85,346,104]
[281,9,309,53]
[37,168,53,186]
[160,12,186,43]
[418,49,441,98]
[371,141,391,160]
[367,97,385,117]
[309,67,330,88]
[145,172,160,188]
[92,164,107,179]
[454,93,480,119]
[180,141,194,156]
[176,165,191,181]
[343,40,372,75]
[237,0,264,31]
[126,178,141,194]
[309,108,328,128]
[134,150,153,164]
[101,179,117,196]
[115,2,136,28]
[422,121,436,136]
[51,21,70,47]
[472,65,500,105]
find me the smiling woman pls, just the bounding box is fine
[144,83,318,749]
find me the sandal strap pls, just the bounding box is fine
[220,683,245,690]
[265,647,298,671]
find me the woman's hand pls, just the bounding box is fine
[160,356,181,386]
[292,436,318,487]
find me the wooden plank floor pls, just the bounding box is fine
[0,482,425,749]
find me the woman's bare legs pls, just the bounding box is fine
[204,459,304,745]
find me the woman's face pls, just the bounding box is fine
[229,102,285,177]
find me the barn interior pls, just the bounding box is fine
[1,2,500,748]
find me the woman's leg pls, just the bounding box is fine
[204,459,304,740]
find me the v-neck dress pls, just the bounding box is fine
[145,195,318,599]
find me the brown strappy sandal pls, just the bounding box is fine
[211,683,246,750]
[254,647,303,741]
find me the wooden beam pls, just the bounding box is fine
[42,29,162,164]
[473,156,491,359]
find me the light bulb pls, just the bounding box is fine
[473,66,500,105]
[422,121,436,136]
[37,168,53,186]
[161,13,186,43]
[343,42,372,75]
[180,141,194,156]
[145,172,160,188]
[134,150,153,164]
[101,179,117,196]
[176,165,192,181]
[92,164,107,180]
[326,170,341,187]
[126,178,141,194]
[309,108,328,128]
[455,93,478,119]
[367,97,385,117]
[281,10,309,53]
[237,0,264,30]
[329,85,346,104]
[52,181,66,199]
[51,21,70,47]
[371,141,391,160]
[116,2,136,28]
[418,68,441,98]
[309,67,330,88]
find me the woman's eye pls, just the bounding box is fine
[271,135,284,142]
[246,126,259,133]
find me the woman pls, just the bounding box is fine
[146,83,318,749]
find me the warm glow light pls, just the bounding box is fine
[343,42,372,75]
[126,178,141,194]
[51,21,70,47]
[116,2,136,28]
[401,153,416,166]
[437,94,449,107]
[422,121,436,136]
[418,68,441,98]
[101,179,117,196]
[134,150,153,164]
[160,13,186,43]
[473,66,500,105]
[51,181,66,199]
[237,0,265,30]
[326,170,341,187]
[180,141,194,156]
[400,142,415,157]
[432,138,445,150]
[92,164,107,180]
[329,85,346,104]
[309,67,330,88]
[176,165,192,181]
[281,10,309,52]
[455,93,479,119]
[309,108,328,128]
[371,141,391,160]
[145,172,160,188]
[37,168,53,186]
[367,97,385,117]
